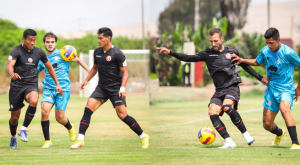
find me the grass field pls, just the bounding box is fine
[1,88,300,164]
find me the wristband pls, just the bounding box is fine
[120,86,125,93]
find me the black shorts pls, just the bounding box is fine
[90,85,126,108]
[209,84,240,114]
[9,85,39,111]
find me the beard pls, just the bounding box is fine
[46,46,56,53]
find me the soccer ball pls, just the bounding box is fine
[60,45,77,62]
[198,127,216,145]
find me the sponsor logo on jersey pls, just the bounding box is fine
[209,54,218,57]
[28,58,33,63]
[106,55,112,61]
[225,53,232,59]
[122,60,127,66]
[55,56,59,60]
[96,55,102,58]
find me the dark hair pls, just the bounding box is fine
[23,29,37,39]
[264,27,280,40]
[97,27,113,39]
[209,28,223,37]
[43,32,57,43]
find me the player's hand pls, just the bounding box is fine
[119,86,126,99]
[295,87,300,101]
[56,85,63,95]
[10,73,21,80]
[156,47,170,55]
[80,81,88,91]
[231,54,243,65]
[261,77,269,85]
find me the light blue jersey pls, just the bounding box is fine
[256,44,300,112]
[38,49,74,91]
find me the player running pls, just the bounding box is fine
[7,29,62,149]
[71,27,150,149]
[37,32,90,148]
[157,28,268,148]
[232,27,300,149]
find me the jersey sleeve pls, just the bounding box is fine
[8,47,20,60]
[169,51,206,62]
[38,49,49,63]
[116,50,126,67]
[286,50,300,67]
[37,61,45,74]
[256,49,266,65]
[93,50,97,65]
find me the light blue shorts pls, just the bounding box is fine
[41,89,70,110]
[263,87,294,114]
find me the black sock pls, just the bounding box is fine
[41,120,50,140]
[23,106,36,127]
[210,115,230,139]
[270,125,283,136]
[287,126,299,145]
[79,107,93,135]
[64,118,72,130]
[224,105,247,133]
[9,120,18,136]
[122,115,143,136]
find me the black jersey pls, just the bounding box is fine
[169,46,262,89]
[9,45,48,86]
[93,46,126,94]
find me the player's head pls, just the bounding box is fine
[43,32,57,53]
[97,27,113,48]
[264,27,281,52]
[208,28,224,51]
[22,29,37,50]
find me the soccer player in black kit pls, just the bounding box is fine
[71,27,149,149]
[6,29,63,149]
[157,28,268,148]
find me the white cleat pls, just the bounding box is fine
[219,141,236,149]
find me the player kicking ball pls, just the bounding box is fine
[71,27,149,149]
[37,32,90,148]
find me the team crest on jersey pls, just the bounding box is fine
[55,56,59,60]
[106,55,112,62]
[277,59,281,65]
[225,53,232,59]
[28,58,33,63]
[267,100,272,106]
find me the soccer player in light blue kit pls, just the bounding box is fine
[37,32,90,148]
[232,27,300,149]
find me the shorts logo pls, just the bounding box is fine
[55,56,59,60]
[11,104,13,109]
[106,55,112,62]
[225,53,232,59]
[115,100,122,103]
[267,100,272,106]
[28,58,33,63]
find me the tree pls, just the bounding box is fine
[220,0,251,39]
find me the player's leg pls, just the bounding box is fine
[222,99,255,145]
[9,109,21,149]
[41,101,53,148]
[209,102,236,149]
[279,96,299,149]
[114,103,149,148]
[19,89,39,142]
[71,98,103,149]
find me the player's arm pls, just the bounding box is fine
[6,60,21,80]
[119,66,128,98]
[74,57,90,72]
[231,54,260,66]
[239,63,268,84]
[157,47,204,62]
[44,61,63,94]
[80,64,98,91]
[37,61,45,74]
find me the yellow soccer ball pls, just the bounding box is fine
[60,45,77,62]
[198,127,216,145]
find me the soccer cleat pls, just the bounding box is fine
[243,133,255,146]
[70,140,84,149]
[42,140,52,148]
[68,124,76,142]
[290,144,300,149]
[18,130,28,142]
[141,134,150,149]
[272,129,285,146]
[10,137,17,149]
[219,141,236,149]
